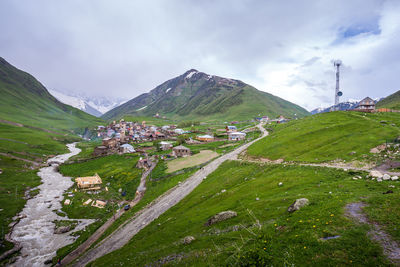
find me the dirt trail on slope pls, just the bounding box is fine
[72,124,268,266]
[0,152,40,166]
[345,202,400,265]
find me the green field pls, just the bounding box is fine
[90,160,398,266]
[377,90,400,110]
[247,111,400,163]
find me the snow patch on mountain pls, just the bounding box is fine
[185,70,197,79]
[48,89,127,117]
[136,105,147,111]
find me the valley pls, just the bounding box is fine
[1,57,400,267]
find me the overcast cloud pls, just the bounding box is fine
[1,0,399,111]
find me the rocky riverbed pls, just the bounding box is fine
[10,143,95,267]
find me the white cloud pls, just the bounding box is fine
[1,0,399,111]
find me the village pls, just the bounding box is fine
[59,95,388,213]
[62,117,270,212]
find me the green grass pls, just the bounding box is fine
[89,160,398,266]
[247,111,400,163]
[0,123,82,256]
[0,156,40,254]
[102,74,309,123]
[377,90,400,110]
[51,154,143,260]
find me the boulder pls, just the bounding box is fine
[383,174,391,181]
[182,236,195,244]
[205,211,237,226]
[369,170,383,178]
[54,225,71,234]
[391,176,399,181]
[287,198,309,213]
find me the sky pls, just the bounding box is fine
[1,0,399,111]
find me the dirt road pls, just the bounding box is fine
[73,124,267,266]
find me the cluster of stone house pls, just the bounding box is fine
[94,120,191,156]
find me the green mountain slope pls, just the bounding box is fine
[376,90,400,110]
[0,57,103,132]
[102,70,309,121]
[247,111,400,163]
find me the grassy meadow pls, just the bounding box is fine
[247,111,400,163]
[89,160,399,266]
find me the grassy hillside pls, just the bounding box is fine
[377,90,400,110]
[247,111,400,163]
[0,57,103,258]
[103,70,309,122]
[90,161,396,266]
[0,57,103,132]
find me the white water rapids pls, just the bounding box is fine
[10,143,95,266]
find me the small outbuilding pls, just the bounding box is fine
[160,141,173,151]
[228,132,246,141]
[120,144,135,154]
[197,135,214,142]
[172,145,191,157]
[75,173,102,191]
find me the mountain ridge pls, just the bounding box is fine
[102,69,309,121]
[0,57,103,131]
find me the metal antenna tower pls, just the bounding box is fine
[333,60,343,108]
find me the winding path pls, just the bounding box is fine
[73,124,268,266]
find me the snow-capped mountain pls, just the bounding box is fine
[48,89,127,117]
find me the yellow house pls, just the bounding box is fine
[75,173,102,190]
[196,134,214,142]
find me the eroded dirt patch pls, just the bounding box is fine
[345,202,400,264]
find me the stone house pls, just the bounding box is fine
[172,145,191,157]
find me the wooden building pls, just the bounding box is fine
[356,97,375,111]
[75,173,102,190]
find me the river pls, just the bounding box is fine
[10,143,95,266]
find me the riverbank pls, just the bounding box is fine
[9,143,95,267]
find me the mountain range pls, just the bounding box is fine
[103,69,309,121]
[48,89,127,117]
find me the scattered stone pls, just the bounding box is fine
[377,178,383,182]
[221,189,226,193]
[353,177,358,180]
[0,169,2,174]
[64,199,71,205]
[383,190,394,194]
[344,169,348,172]
[287,198,309,213]
[370,170,383,178]
[205,211,237,226]
[182,236,195,244]
[118,188,122,193]
[389,185,395,188]
[329,191,332,194]
[391,176,399,181]
[383,174,391,181]
[54,225,71,234]
[320,235,341,241]
[349,151,356,155]
[278,182,283,186]
[256,197,260,201]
